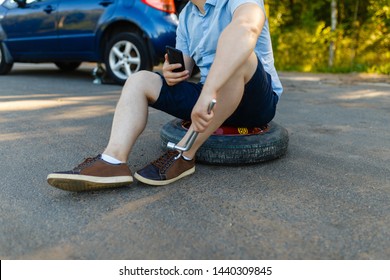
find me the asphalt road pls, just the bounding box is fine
[0,63,389,259]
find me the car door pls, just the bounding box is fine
[57,0,115,60]
[1,0,59,60]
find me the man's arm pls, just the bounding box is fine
[191,3,266,132]
[206,3,265,92]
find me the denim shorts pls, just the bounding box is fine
[151,59,279,127]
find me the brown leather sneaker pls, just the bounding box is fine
[134,151,195,186]
[47,155,133,192]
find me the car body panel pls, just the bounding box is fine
[56,0,117,58]
[107,1,177,60]
[1,0,60,59]
[0,0,177,64]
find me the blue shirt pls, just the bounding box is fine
[176,0,283,97]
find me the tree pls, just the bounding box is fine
[329,0,338,67]
[267,0,389,73]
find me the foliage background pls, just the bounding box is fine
[266,0,390,74]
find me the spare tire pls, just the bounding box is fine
[160,119,289,165]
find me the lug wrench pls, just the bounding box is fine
[167,99,217,157]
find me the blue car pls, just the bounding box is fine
[0,0,178,84]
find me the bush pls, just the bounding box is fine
[269,1,390,74]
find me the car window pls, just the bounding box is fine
[7,0,45,6]
[10,0,38,3]
[3,0,47,9]
[3,0,17,9]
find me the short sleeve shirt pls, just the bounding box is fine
[176,0,283,97]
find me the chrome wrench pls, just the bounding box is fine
[167,99,217,156]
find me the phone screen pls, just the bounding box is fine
[166,46,185,72]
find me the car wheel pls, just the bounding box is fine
[104,32,152,85]
[54,62,81,71]
[0,44,13,75]
[160,119,289,165]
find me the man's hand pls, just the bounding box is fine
[191,92,216,133]
[162,54,190,86]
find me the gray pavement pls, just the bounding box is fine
[0,63,389,259]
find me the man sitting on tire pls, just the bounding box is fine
[47,0,283,191]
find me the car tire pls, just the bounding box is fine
[104,32,152,85]
[160,119,289,165]
[0,43,13,75]
[54,62,81,71]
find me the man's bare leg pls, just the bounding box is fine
[47,70,163,191]
[103,71,163,162]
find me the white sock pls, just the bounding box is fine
[182,155,192,161]
[101,153,123,164]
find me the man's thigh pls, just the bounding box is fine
[150,74,203,121]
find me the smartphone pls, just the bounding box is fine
[166,46,185,72]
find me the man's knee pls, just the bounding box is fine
[220,53,258,95]
[242,53,258,84]
[125,70,160,87]
[123,70,162,100]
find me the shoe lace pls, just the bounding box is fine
[73,155,100,171]
[151,151,179,173]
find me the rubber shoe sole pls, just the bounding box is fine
[47,174,133,192]
[134,166,195,186]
